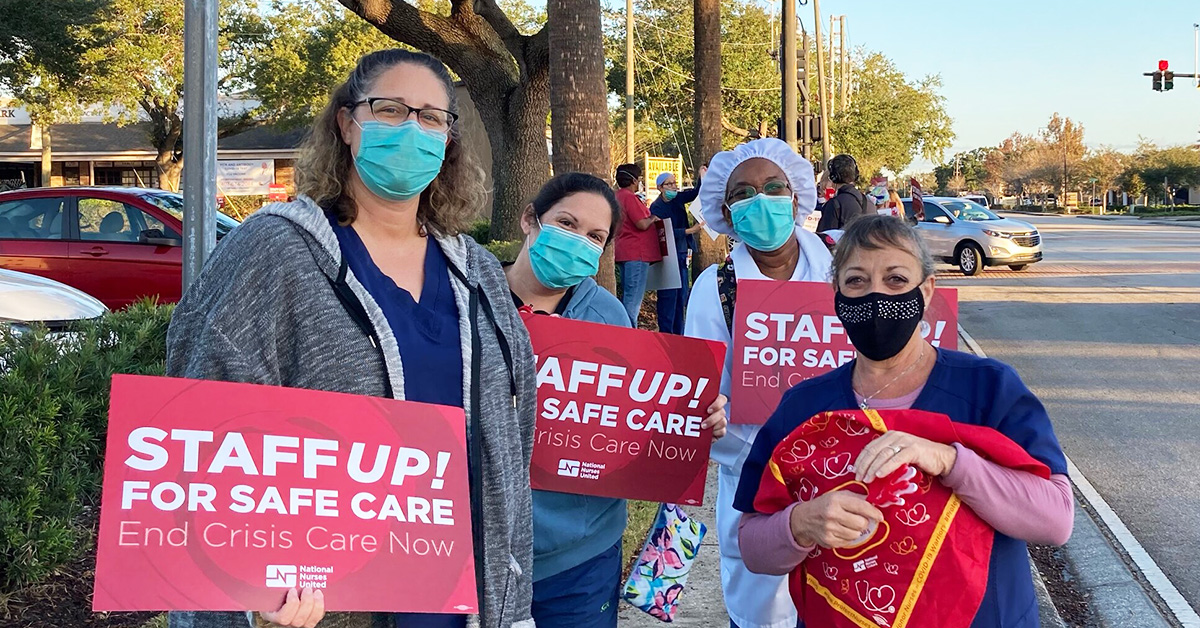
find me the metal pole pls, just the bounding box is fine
[839,15,849,110]
[812,0,832,169]
[182,0,218,292]
[1194,23,1198,89]
[782,0,798,151]
[40,126,52,187]
[625,0,635,162]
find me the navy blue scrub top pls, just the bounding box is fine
[328,214,466,628]
[329,213,464,409]
[650,185,700,253]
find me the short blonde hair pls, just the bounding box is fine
[832,214,935,283]
[295,49,487,236]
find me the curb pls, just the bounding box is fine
[1146,220,1200,229]
[958,324,1191,628]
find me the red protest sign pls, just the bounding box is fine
[94,375,477,613]
[731,281,958,425]
[523,313,725,505]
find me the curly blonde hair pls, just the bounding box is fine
[295,49,488,237]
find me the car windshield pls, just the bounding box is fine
[941,199,1000,221]
[139,191,239,236]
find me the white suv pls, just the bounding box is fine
[902,197,1042,276]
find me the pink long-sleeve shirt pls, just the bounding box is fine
[738,388,1074,576]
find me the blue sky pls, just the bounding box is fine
[811,0,1200,167]
[599,0,1199,170]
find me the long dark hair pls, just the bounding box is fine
[528,172,622,246]
[295,49,486,236]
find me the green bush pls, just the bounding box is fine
[468,219,493,245]
[1130,204,1200,216]
[483,240,522,263]
[0,302,172,592]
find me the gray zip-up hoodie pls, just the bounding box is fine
[165,196,536,628]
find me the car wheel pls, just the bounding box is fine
[1008,264,1028,271]
[958,244,983,276]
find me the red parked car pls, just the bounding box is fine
[0,187,239,310]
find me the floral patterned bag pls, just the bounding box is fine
[621,503,707,622]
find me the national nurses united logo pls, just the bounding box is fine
[557,459,581,477]
[265,564,297,588]
[266,564,334,589]
[557,459,604,479]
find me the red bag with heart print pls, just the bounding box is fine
[752,409,1050,628]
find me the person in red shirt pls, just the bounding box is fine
[613,163,662,325]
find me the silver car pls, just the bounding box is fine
[902,197,1043,276]
[0,268,108,334]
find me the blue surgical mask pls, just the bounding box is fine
[353,120,446,201]
[528,223,603,289]
[663,189,679,201]
[728,193,795,252]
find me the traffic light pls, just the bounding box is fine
[1153,71,1163,91]
[1165,70,1175,91]
[1159,59,1169,71]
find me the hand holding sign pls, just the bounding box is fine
[262,586,325,628]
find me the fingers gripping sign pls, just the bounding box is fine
[261,586,326,628]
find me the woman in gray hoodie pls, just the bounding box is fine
[165,50,536,628]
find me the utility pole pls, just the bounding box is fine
[800,28,812,161]
[839,15,849,111]
[812,0,832,169]
[828,14,837,116]
[39,127,51,187]
[182,0,219,291]
[781,0,798,151]
[625,0,635,162]
[1194,23,1198,89]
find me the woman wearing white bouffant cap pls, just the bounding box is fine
[684,138,831,628]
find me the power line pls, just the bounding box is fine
[636,16,694,166]
[632,22,690,165]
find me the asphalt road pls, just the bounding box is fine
[940,214,1200,610]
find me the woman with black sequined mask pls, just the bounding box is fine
[734,214,1074,628]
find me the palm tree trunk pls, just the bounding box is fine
[692,0,727,280]
[548,0,615,291]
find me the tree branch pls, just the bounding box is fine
[336,0,454,59]
[472,0,523,62]
[722,117,751,138]
[217,111,265,139]
[521,25,548,77]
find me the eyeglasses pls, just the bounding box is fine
[352,98,459,133]
[725,180,791,205]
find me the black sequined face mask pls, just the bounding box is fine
[834,287,926,361]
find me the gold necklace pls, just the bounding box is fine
[853,346,927,410]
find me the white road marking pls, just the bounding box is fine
[957,324,1200,627]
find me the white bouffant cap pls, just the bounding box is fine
[698,138,817,236]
